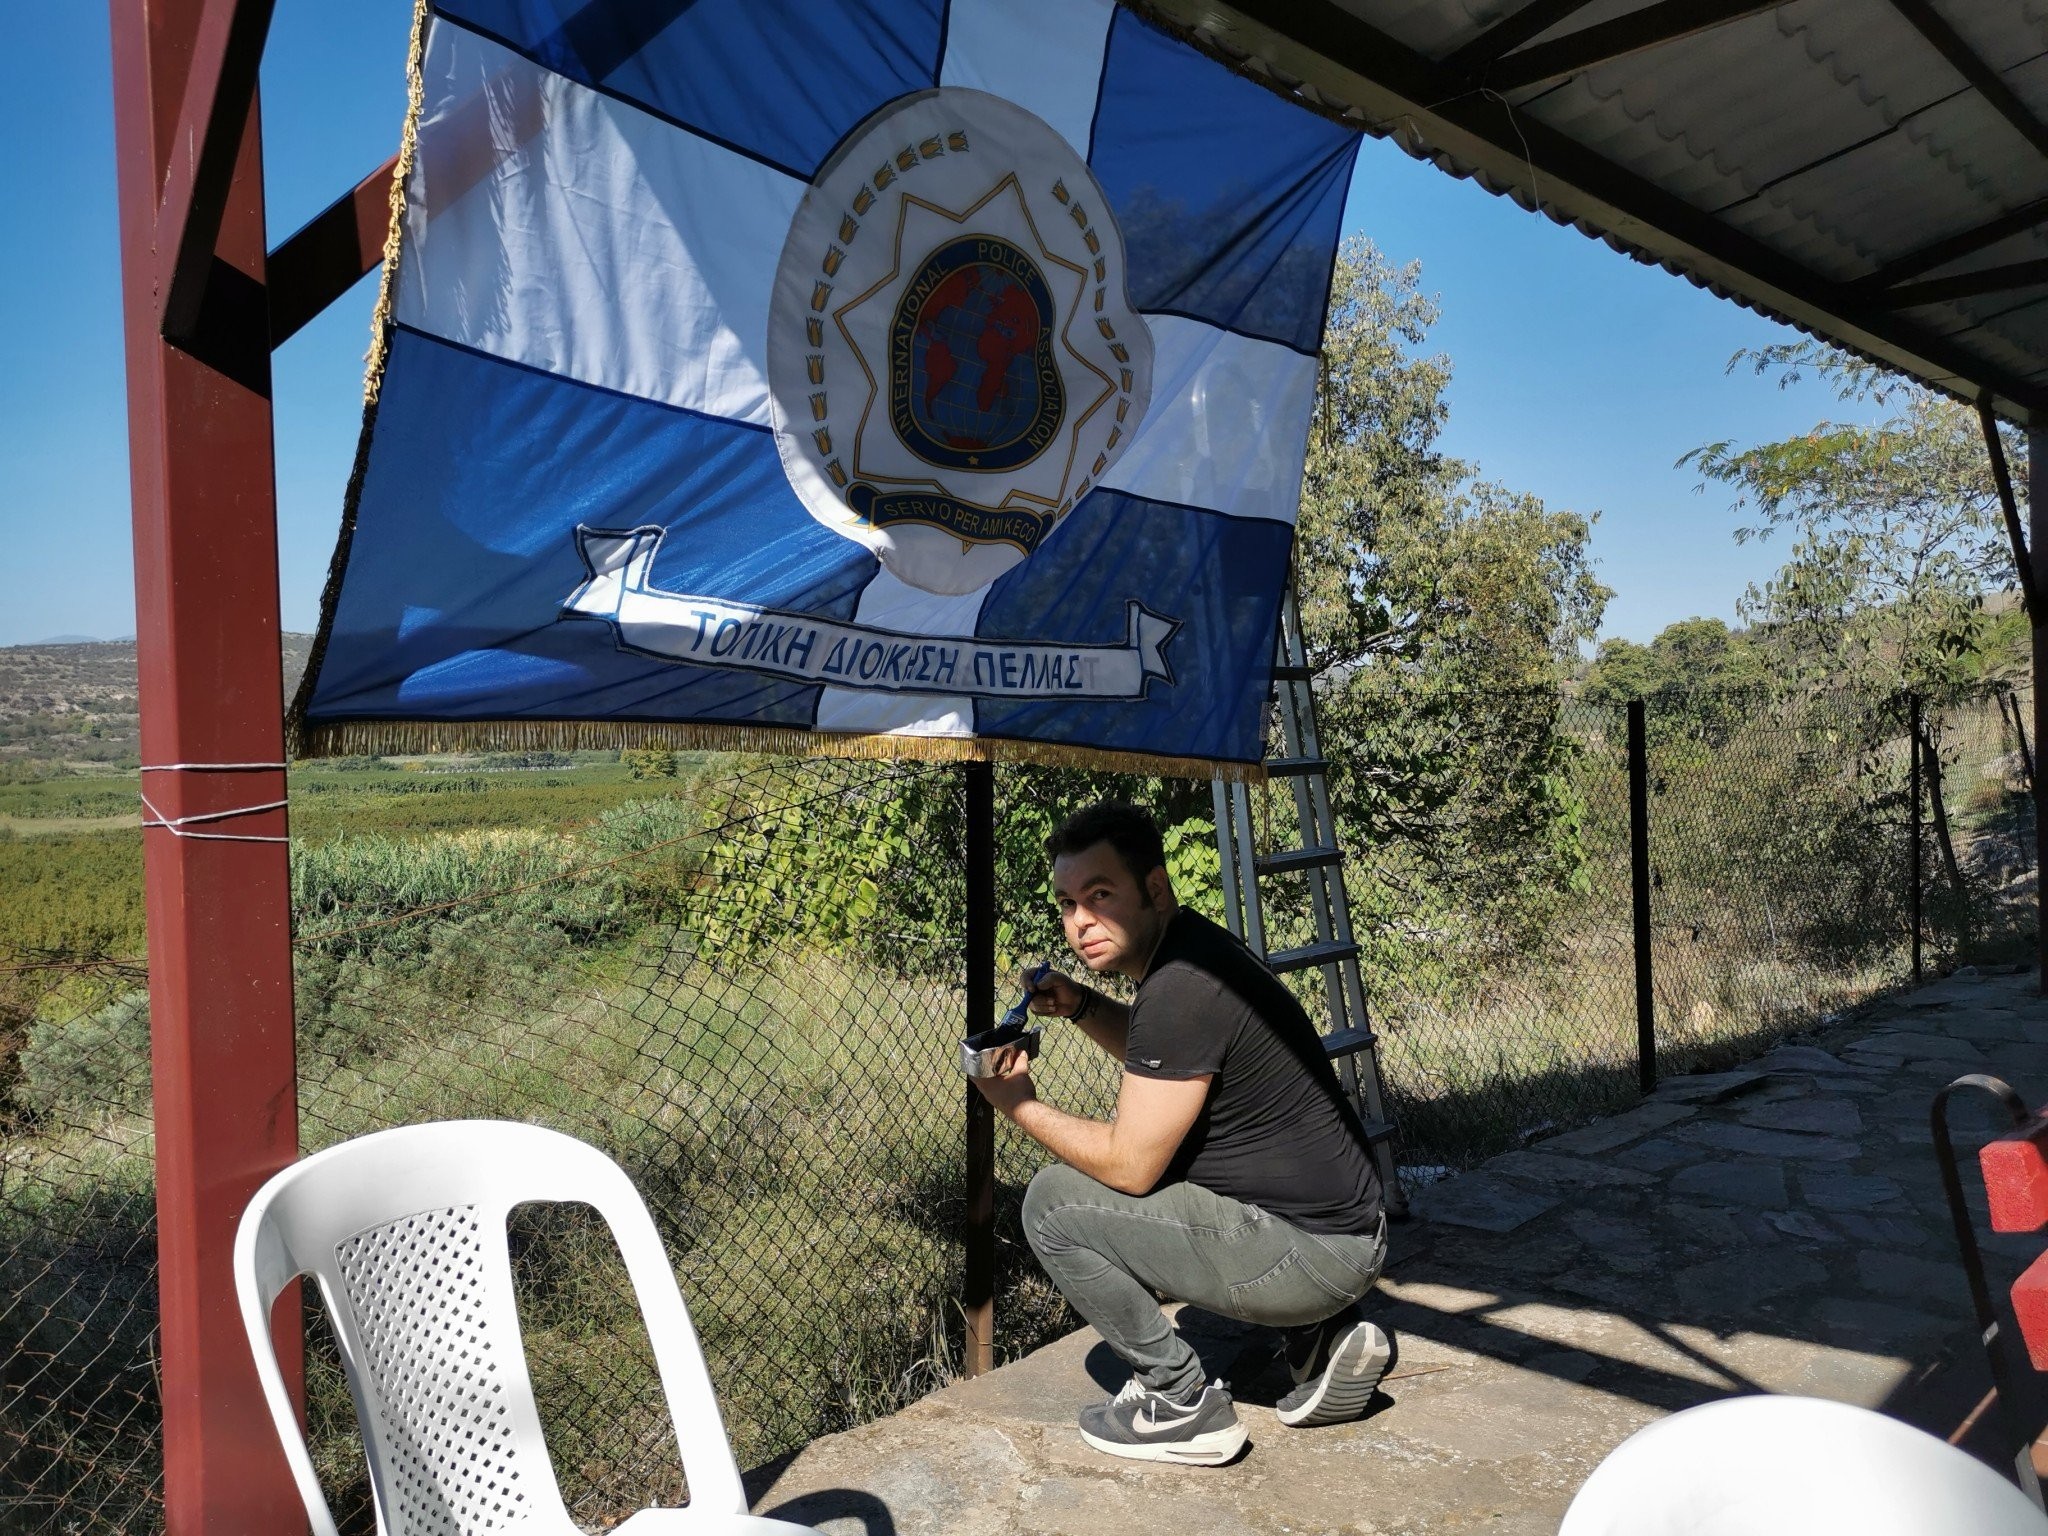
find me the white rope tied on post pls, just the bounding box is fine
[138,762,291,843]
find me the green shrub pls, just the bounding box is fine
[14,987,151,1119]
[0,829,146,955]
[624,747,679,780]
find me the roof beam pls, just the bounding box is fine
[1482,0,1782,95]
[1438,0,1600,77]
[1858,199,2048,291]
[267,155,399,347]
[156,0,277,345]
[1886,0,2048,161]
[1878,257,2048,309]
[1134,0,2048,419]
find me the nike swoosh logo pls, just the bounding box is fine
[1137,1406,1203,1433]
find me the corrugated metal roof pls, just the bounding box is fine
[1132,0,2048,419]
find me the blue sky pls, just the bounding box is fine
[0,2,1873,650]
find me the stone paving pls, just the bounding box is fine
[747,968,2048,1535]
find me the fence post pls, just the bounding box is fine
[962,762,996,1376]
[109,5,305,1531]
[1910,693,1924,985]
[1628,700,1656,1095]
[2032,427,2048,995]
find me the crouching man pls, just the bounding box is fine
[970,802,1392,1466]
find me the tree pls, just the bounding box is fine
[1684,341,2028,914]
[1582,617,1769,749]
[1294,237,1611,966]
[1682,342,2024,700]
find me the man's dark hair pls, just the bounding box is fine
[1045,802,1165,886]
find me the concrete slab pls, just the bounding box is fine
[1484,1151,1660,1189]
[1669,1160,1788,1207]
[1739,1098,1865,1136]
[1799,1170,1908,1212]
[1758,1045,1871,1075]
[1409,1174,1560,1233]
[1533,1102,1697,1157]
[1670,1121,1861,1161]
[1652,1069,1770,1104]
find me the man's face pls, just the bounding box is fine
[1051,840,1170,978]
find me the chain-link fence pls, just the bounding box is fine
[1,683,2036,1530]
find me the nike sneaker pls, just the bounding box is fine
[1276,1314,1395,1428]
[1076,1378,1248,1465]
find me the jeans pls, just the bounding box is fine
[1022,1163,1388,1401]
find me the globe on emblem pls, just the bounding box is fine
[899,237,1065,472]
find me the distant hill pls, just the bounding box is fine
[0,635,313,772]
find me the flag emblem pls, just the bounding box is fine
[768,89,1154,596]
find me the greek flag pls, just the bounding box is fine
[294,0,1360,774]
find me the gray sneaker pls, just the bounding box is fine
[1276,1317,1394,1427]
[1077,1378,1248,1465]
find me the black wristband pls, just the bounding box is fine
[1065,988,1098,1023]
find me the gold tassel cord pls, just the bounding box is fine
[297,718,1267,783]
[286,0,428,757]
[363,0,430,408]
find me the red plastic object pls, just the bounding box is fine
[2012,1251,2048,1370]
[1980,1112,2048,1232]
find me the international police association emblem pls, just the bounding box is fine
[767,89,1155,596]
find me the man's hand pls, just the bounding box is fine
[970,1043,1038,1116]
[1021,964,1087,1020]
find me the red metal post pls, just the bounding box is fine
[110,3,304,1532]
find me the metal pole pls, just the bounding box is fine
[1933,1074,2045,1507]
[109,5,303,1531]
[1628,700,1655,1095]
[963,761,996,1377]
[2032,427,2048,995]
[1911,693,1925,985]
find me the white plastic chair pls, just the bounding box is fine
[1558,1394,2048,1536]
[234,1119,821,1536]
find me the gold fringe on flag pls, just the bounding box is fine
[287,0,429,749]
[363,0,430,408]
[293,717,1266,783]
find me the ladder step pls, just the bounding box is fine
[1266,756,1327,778]
[1268,938,1360,974]
[1256,845,1344,875]
[1358,1117,1396,1144]
[1323,1026,1378,1059]
[1271,663,1314,682]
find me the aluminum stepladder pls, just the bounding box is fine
[1212,583,1407,1214]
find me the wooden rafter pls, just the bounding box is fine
[1880,257,2048,310]
[1860,199,2048,292]
[1482,0,1782,94]
[1887,0,2048,161]
[1438,0,1599,78]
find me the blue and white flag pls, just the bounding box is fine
[294,0,1360,775]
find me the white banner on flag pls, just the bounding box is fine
[563,528,1179,701]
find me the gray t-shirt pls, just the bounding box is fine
[1124,909,1383,1235]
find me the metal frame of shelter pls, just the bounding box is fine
[108,1,2048,1531]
